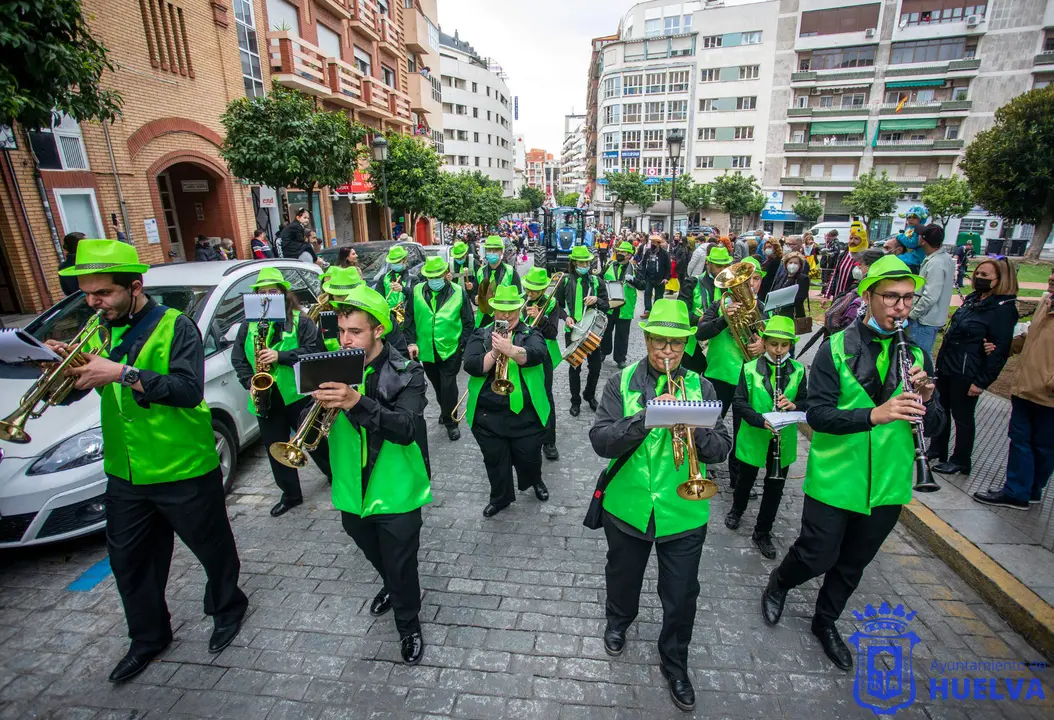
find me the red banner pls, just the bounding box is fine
[334,170,373,195]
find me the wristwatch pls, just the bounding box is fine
[119,365,140,387]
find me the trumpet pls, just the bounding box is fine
[0,310,109,444]
[393,300,406,326]
[893,320,940,493]
[269,400,340,469]
[714,261,765,359]
[528,272,564,328]
[491,319,514,395]
[249,320,275,417]
[663,359,719,501]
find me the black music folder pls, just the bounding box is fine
[294,349,366,394]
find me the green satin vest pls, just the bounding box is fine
[703,299,742,386]
[382,272,405,309]
[735,357,804,469]
[245,312,303,415]
[475,263,514,325]
[565,274,599,323]
[412,283,462,363]
[603,264,637,320]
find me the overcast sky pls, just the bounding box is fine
[436,0,627,155]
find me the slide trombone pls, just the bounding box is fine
[528,272,564,328]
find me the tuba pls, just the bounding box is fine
[664,359,719,501]
[393,300,406,326]
[270,400,340,469]
[0,310,109,444]
[490,319,514,395]
[249,320,275,416]
[894,320,940,493]
[714,261,765,359]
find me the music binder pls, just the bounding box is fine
[644,400,723,429]
[318,310,338,338]
[294,349,366,394]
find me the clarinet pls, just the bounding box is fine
[893,320,940,493]
[771,358,781,476]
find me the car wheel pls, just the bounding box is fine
[213,420,238,494]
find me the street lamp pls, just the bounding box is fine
[372,134,390,240]
[666,129,684,237]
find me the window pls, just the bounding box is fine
[443,129,455,139]
[800,4,882,37]
[841,93,866,107]
[473,107,479,118]
[623,102,641,122]
[458,155,469,165]
[959,217,986,233]
[488,134,492,144]
[474,157,480,167]
[377,0,389,16]
[696,156,715,169]
[645,18,662,37]
[742,31,762,44]
[734,126,754,140]
[316,22,342,59]
[737,96,757,110]
[698,127,716,141]
[890,37,968,64]
[442,102,453,113]
[645,101,665,122]
[472,81,478,92]
[265,0,299,34]
[790,130,806,143]
[665,156,684,176]
[622,130,641,150]
[819,95,834,107]
[807,45,876,70]
[899,1,986,27]
[140,0,195,76]
[915,88,936,103]
[701,68,718,83]
[667,100,688,121]
[664,16,680,35]
[456,104,467,115]
[604,76,622,99]
[603,104,621,125]
[623,74,643,95]
[427,17,440,51]
[234,0,264,97]
[644,129,664,150]
[683,15,693,33]
[703,35,723,48]
[668,70,690,92]
[700,98,716,112]
[453,78,466,89]
[456,130,468,141]
[487,110,491,120]
[474,132,480,142]
[622,156,640,172]
[486,86,490,96]
[642,157,664,175]
[945,123,960,140]
[27,114,88,170]
[602,156,618,171]
[731,156,751,168]
[381,64,396,87]
[645,72,666,94]
[54,189,103,238]
[354,46,371,75]
[739,65,760,80]
[953,86,968,100]
[407,56,416,74]
[604,132,620,151]
[795,95,808,108]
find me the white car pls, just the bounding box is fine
[0,259,323,547]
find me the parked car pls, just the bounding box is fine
[318,240,449,286]
[807,222,856,249]
[686,225,720,237]
[0,259,323,548]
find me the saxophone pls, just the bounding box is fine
[249,320,275,416]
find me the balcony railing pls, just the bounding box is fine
[876,139,935,148]
[351,0,380,40]
[791,66,876,83]
[780,176,857,186]
[379,16,402,53]
[885,57,980,77]
[809,139,866,148]
[327,57,366,107]
[1035,51,1054,66]
[269,32,330,96]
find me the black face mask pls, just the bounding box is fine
[972,277,993,293]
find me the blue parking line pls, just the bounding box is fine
[66,557,112,592]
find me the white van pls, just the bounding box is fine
[807,222,853,248]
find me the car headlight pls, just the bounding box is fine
[27,428,104,475]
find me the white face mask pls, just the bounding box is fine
[765,351,786,365]
[852,266,864,280]
[764,248,774,257]
[787,263,800,275]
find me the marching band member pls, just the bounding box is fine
[762,255,945,671]
[52,239,247,682]
[600,241,645,369]
[404,256,474,442]
[232,267,330,517]
[521,266,563,461]
[372,245,412,354]
[316,284,432,665]
[589,299,731,712]
[463,285,552,517]
[475,235,521,327]
[724,316,809,559]
[563,245,608,416]
[320,266,365,350]
[678,245,733,373]
[448,240,478,303]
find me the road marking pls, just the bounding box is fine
[66,557,112,592]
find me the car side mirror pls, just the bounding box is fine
[220,322,241,348]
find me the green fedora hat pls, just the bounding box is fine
[322,266,363,296]
[58,238,149,277]
[386,245,408,263]
[615,241,634,254]
[250,266,291,291]
[706,245,733,265]
[421,256,448,279]
[331,284,392,335]
[488,285,526,312]
[858,254,924,296]
[484,235,505,250]
[451,241,470,258]
[760,315,797,341]
[569,245,594,262]
[639,298,694,338]
[521,266,551,292]
[741,256,766,278]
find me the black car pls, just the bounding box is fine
[318,241,449,286]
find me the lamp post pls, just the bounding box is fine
[666,129,684,238]
[372,134,390,240]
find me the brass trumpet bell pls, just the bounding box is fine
[270,441,307,469]
[491,378,514,395]
[677,477,720,501]
[0,412,32,444]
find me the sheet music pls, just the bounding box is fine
[763,285,799,313]
[243,293,287,322]
[0,329,62,363]
[762,411,807,430]
[645,400,723,429]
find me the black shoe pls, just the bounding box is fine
[932,461,970,475]
[1030,488,1045,505]
[370,589,392,617]
[616,360,628,369]
[400,631,424,665]
[659,665,696,712]
[534,481,549,502]
[724,510,742,530]
[446,425,461,442]
[603,626,625,656]
[812,623,853,671]
[543,443,560,461]
[107,643,169,684]
[209,613,244,654]
[569,404,580,417]
[585,396,598,412]
[761,570,787,626]
[483,502,509,518]
[748,489,758,500]
[972,489,1029,510]
[752,531,776,560]
[269,498,302,517]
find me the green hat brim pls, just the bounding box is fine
[322,281,362,294]
[858,270,924,296]
[251,279,291,291]
[331,298,393,335]
[761,329,796,341]
[484,241,504,250]
[59,262,150,277]
[421,267,448,279]
[522,281,549,291]
[638,321,695,338]
[451,247,468,258]
[490,300,525,311]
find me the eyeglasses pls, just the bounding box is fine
[874,292,915,308]
[647,336,687,351]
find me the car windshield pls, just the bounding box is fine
[556,212,579,231]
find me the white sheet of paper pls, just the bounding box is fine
[762,410,807,430]
[0,329,62,363]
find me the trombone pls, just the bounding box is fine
[528,272,563,328]
[663,358,719,501]
[269,400,340,469]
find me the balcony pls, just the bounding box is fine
[378,16,402,56]
[790,66,876,86]
[780,176,857,188]
[877,101,941,115]
[350,0,380,41]
[885,57,980,78]
[316,0,351,19]
[269,32,331,98]
[408,71,440,116]
[326,57,366,109]
[787,106,870,119]
[361,78,411,125]
[784,140,867,153]
[403,7,430,55]
[873,138,963,153]
[1034,51,1054,67]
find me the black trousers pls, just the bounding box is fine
[105,469,248,652]
[711,379,739,485]
[565,332,603,405]
[642,281,664,312]
[543,382,557,448]
[931,374,979,471]
[341,509,422,637]
[774,496,901,627]
[422,353,461,428]
[731,441,787,536]
[603,513,706,681]
[257,394,332,502]
[471,424,545,506]
[600,316,631,364]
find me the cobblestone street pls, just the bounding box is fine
[0,325,1051,719]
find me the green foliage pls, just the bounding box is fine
[920,175,974,227]
[712,172,765,219]
[660,176,712,223]
[519,185,545,210]
[791,193,824,226]
[367,132,440,229]
[503,197,530,215]
[844,171,901,227]
[604,171,651,225]
[220,87,365,216]
[433,171,506,227]
[961,86,1054,259]
[0,0,122,128]
[556,191,580,208]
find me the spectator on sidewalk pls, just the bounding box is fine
[250,230,273,259]
[771,250,810,320]
[974,268,1054,509]
[280,208,311,260]
[931,256,1019,476]
[733,233,750,263]
[58,232,86,296]
[823,248,885,333]
[758,238,784,302]
[907,225,956,361]
[635,234,671,318]
[953,243,972,289]
[822,229,861,301]
[685,234,712,278]
[194,235,220,261]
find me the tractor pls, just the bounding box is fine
[533,206,596,273]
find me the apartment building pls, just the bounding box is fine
[404,0,444,150]
[525,149,556,191]
[585,33,621,207]
[438,31,516,195]
[560,114,588,197]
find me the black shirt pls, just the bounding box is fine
[58,257,79,296]
[462,324,549,437]
[733,356,810,431]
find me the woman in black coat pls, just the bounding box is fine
[771,251,810,320]
[930,256,1019,476]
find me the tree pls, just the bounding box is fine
[920,175,974,228]
[712,172,765,227]
[556,191,580,208]
[367,132,440,236]
[221,87,365,223]
[961,87,1054,259]
[432,172,476,226]
[660,176,712,226]
[0,0,122,129]
[792,193,824,227]
[844,170,901,229]
[519,185,544,210]
[604,171,651,230]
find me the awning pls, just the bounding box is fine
[878,118,939,131]
[809,121,867,136]
[885,79,945,88]
[761,209,802,222]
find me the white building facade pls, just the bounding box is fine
[560,114,588,196]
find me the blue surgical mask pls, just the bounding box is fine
[577,266,589,276]
[867,316,895,336]
[486,253,500,264]
[390,263,404,273]
[426,278,444,292]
